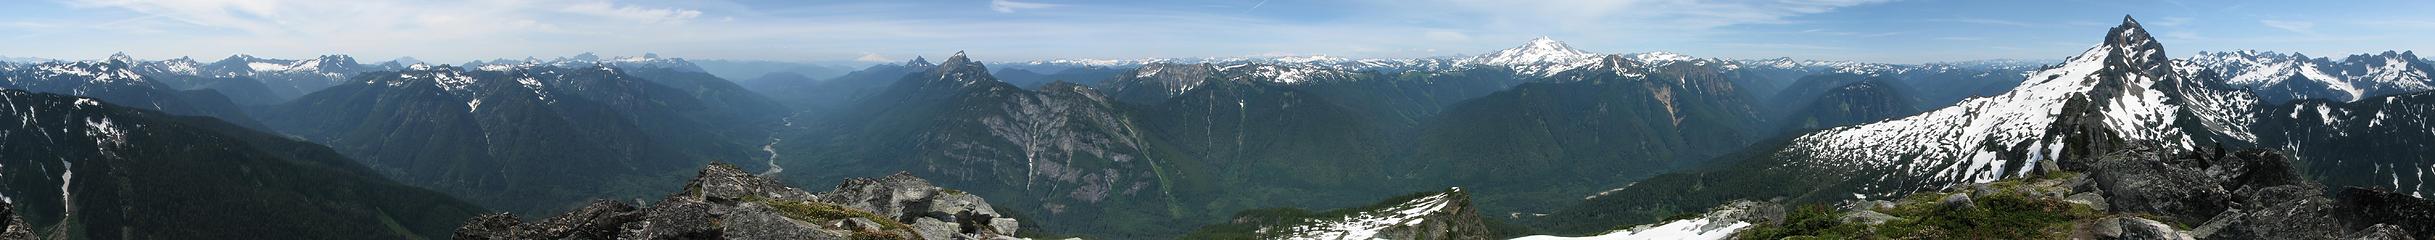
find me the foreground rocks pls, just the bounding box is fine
[1736,145,2435,239]
[455,163,1019,240]
[0,203,35,240]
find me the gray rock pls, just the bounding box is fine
[1839,210,1902,225]
[821,171,1020,237]
[1941,193,1977,211]
[2067,192,2110,212]
[526,200,643,239]
[2349,224,2412,240]
[2086,147,2232,223]
[910,217,961,240]
[452,213,522,240]
[629,198,721,239]
[2115,217,2195,240]
[2187,209,2242,239]
[0,203,28,240]
[2083,216,2125,239]
[451,163,1024,240]
[684,162,817,203]
[841,217,888,233]
[722,203,849,240]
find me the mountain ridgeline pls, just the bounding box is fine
[0,90,483,239]
[1,13,2433,240]
[750,37,2069,237]
[1526,16,2435,239]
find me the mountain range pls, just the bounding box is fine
[0,14,2432,240]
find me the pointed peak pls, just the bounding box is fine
[906,56,933,67]
[2101,15,2168,66]
[106,52,135,64]
[943,51,973,65]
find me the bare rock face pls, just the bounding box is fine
[453,163,1020,240]
[2080,147,2434,239]
[820,172,1022,239]
[0,203,35,240]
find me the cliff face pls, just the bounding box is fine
[454,163,1020,240]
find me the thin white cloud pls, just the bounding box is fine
[2261,20,2316,35]
[853,53,893,62]
[562,1,703,24]
[990,0,1056,13]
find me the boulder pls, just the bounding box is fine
[2350,224,2413,240]
[1940,193,1977,211]
[1839,210,1901,225]
[2114,217,2194,240]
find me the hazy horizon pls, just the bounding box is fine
[5,0,2434,64]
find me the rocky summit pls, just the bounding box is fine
[453,163,1019,240]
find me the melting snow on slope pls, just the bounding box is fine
[1784,25,2208,190]
[1267,188,1462,239]
[1511,201,1762,240]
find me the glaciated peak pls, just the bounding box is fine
[1473,37,1595,65]
[1630,51,1699,65]
[105,52,135,65]
[1467,37,1600,77]
[571,52,601,61]
[391,56,426,65]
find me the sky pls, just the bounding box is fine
[2,0,2432,64]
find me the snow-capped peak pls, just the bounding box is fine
[1775,16,2242,195]
[1463,37,1600,77]
[1629,52,1699,65]
[106,52,135,65]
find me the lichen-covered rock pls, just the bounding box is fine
[2336,187,2435,240]
[2113,217,2195,240]
[0,203,40,240]
[1839,210,1901,225]
[1939,193,1977,211]
[452,163,1021,239]
[820,172,1020,237]
[2350,224,2413,240]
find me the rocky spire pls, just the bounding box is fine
[2102,15,2171,77]
[905,56,934,68]
[106,52,135,65]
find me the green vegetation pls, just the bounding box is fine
[755,197,917,240]
[1736,175,2101,239]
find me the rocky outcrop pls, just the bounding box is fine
[0,203,35,240]
[1735,145,2435,239]
[455,163,1019,240]
[2070,145,2435,239]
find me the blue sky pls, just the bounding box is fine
[2,0,2431,64]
